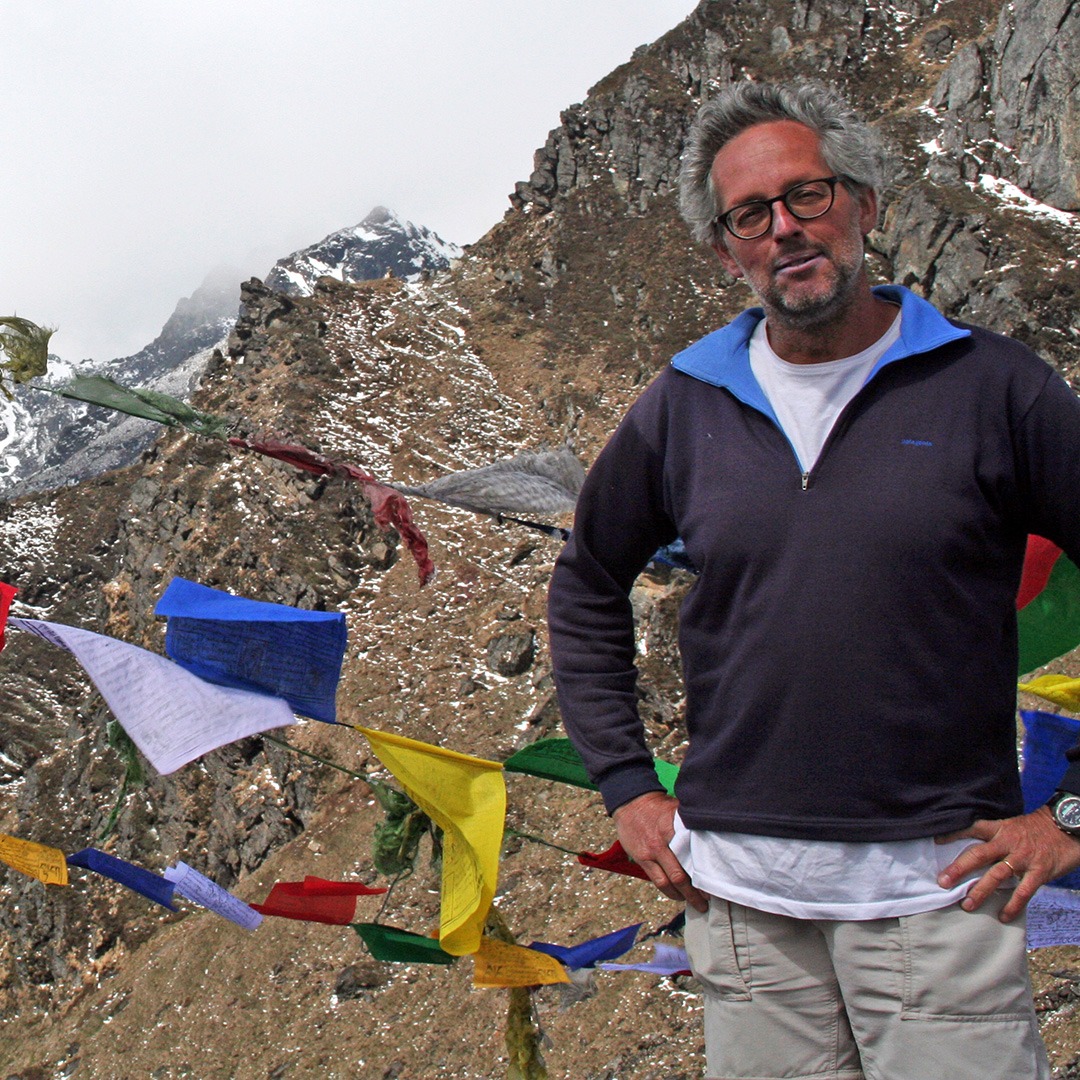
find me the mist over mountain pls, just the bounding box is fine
[0,1,1078,1076]
[1,209,459,499]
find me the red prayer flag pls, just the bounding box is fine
[228,437,435,586]
[577,840,650,881]
[0,582,14,653]
[299,875,386,896]
[1017,536,1063,610]
[251,877,385,924]
[1016,536,1080,675]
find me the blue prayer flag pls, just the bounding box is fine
[67,848,177,910]
[529,922,641,969]
[154,577,347,724]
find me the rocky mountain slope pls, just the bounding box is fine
[1,0,1079,1077]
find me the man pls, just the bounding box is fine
[547,80,1080,1080]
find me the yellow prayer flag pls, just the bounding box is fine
[473,936,570,988]
[357,726,505,956]
[1019,674,1080,712]
[0,833,69,886]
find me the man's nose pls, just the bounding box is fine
[770,202,804,238]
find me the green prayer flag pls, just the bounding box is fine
[54,375,230,439]
[351,923,456,965]
[503,737,677,795]
[1018,554,1080,676]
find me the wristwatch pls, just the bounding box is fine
[1046,790,1080,836]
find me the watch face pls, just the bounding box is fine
[1055,795,1080,830]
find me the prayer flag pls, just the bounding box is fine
[67,848,176,910]
[251,877,385,924]
[0,581,15,653]
[529,922,641,969]
[296,875,387,896]
[358,727,505,956]
[1019,675,1080,713]
[1019,710,1080,888]
[396,449,584,516]
[0,833,68,886]
[352,923,456,965]
[228,437,435,586]
[9,618,296,775]
[155,578,347,724]
[1017,537,1080,675]
[473,937,570,988]
[53,375,229,438]
[503,737,678,796]
[1026,887,1080,949]
[645,909,687,939]
[599,942,691,976]
[163,862,262,930]
[577,840,650,881]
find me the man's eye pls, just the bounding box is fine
[789,185,828,207]
[732,205,768,229]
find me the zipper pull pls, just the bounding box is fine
[801,472,810,491]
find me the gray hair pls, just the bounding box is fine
[678,80,887,246]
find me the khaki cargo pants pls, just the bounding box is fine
[685,892,1050,1080]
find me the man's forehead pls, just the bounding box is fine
[710,120,828,204]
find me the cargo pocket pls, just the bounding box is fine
[899,896,1033,1022]
[685,898,752,1001]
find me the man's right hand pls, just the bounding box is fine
[612,791,709,912]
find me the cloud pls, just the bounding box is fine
[0,0,696,363]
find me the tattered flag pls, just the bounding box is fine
[352,923,456,965]
[229,436,434,585]
[0,833,69,886]
[1017,536,1080,675]
[397,448,584,517]
[529,922,641,969]
[577,840,650,881]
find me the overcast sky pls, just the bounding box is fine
[0,1,698,365]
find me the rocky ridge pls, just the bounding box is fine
[1,0,1079,1077]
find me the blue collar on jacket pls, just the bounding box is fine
[670,285,971,423]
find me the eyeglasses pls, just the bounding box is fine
[716,176,843,240]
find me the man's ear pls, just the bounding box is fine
[857,185,879,238]
[711,238,743,279]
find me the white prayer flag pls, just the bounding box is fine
[10,618,295,774]
[164,861,263,930]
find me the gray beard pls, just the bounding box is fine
[759,256,864,332]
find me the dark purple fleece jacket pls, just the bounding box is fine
[548,287,1080,842]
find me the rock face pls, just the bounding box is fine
[1,1,1079,1077]
[264,205,461,297]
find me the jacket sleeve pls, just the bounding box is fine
[1014,365,1080,792]
[547,376,679,814]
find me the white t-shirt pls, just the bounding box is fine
[749,311,901,473]
[680,309,982,920]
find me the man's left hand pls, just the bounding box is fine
[937,807,1080,922]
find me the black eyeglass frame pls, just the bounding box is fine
[715,176,845,240]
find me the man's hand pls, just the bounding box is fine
[612,791,709,913]
[936,806,1080,922]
